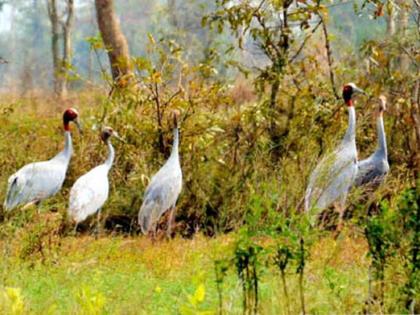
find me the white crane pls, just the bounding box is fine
[4,108,81,211]
[138,110,182,237]
[305,83,365,227]
[68,127,122,232]
[354,95,389,187]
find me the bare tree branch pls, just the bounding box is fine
[289,20,322,63]
[318,13,340,100]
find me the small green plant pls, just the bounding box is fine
[274,245,292,315]
[364,199,396,313]
[234,233,262,315]
[396,186,419,313]
[274,212,311,315]
[296,237,308,315]
[214,259,229,315]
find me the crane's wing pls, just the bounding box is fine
[355,156,389,187]
[138,167,182,234]
[305,146,357,212]
[68,167,109,223]
[4,160,67,211]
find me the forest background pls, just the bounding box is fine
[0,0,418,314]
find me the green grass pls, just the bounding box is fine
[0,228,377,315]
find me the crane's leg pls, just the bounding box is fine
[166,206,176,238]
[150,220,158,242]
[95,209,102,240]
[334,194,348,237]
[73,223,79,236]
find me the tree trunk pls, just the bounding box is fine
[168,0,178,27]
[47,0,61,96]
[386,6,396,36]
[46,0,73,99]
[60,0,74,99]
[411,80,420,174]
[397,0,410,73]
[94,0,132,88]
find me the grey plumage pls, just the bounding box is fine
[138,111,182,235]
[354,95,389,187]
[305,105,358,212]
[305,83,365,225]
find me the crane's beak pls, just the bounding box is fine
[74,118,83,135]
[113,132,126,143]
[353,86,366,95]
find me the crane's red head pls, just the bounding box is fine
[101,126,114,142]
[63,108,80,131]
[342,83,365,106]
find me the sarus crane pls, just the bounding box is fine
[138,110,182,237]
[354,95,389,187]
[305,83,365,227]
[4,108,81,211]
[68,127,122,232]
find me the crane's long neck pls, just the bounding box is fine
[169,127,179,160]
[376,112,387,157]
[62,131,73,162]
[342,104,356,144]
[104,140,115,170]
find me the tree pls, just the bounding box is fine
[94,0,132,89]
[46,0,74,98]
[206,0,325,158]
[0,1,7,11]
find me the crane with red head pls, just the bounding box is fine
[4,108,81,211]
[354,95,390,187]
[305,83,365,228]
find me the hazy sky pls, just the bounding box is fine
[0,0,89,32]
[0,4,12,32]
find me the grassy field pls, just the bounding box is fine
[0,227,374,315]
[0,91,417,314]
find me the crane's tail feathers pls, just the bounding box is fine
[138,200,159,235]
[4,176,19,211]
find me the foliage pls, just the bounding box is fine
[0,0,418,313]
[396,186,420,312]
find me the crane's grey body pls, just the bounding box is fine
[138,127,182,234]
[68,141,114,224]
[305,105,358,213]
[4,132,73,211]
[355,106,389,187]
